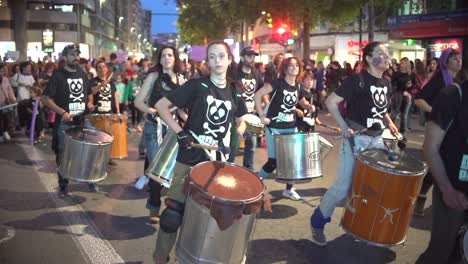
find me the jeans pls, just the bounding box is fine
[142,120,167,212]
[416,186,467,264]
[318,135,385,218]
[400,95,412,132]
[242,131,256,170]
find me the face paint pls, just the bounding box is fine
[373,57,382,66]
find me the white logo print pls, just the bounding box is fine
[272,89,297,122]
[459,155,468,182]
[98,83,112,112]
[241,78,256,112]
[367,85,388,128]
[67,78,85,116]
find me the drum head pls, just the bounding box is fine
[189,161,264,202]
[65,126,113,144]
[243,114,261,124]
[357,148,427,176]
[303,117,315,126]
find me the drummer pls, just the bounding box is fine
[254,56,304,201]
[135,45,187,224]
[310,41,399,246]
[153,40,247,264]
[87,60,120,170]
[41,44,91,198]
[296,71,319,133]
[236,46,264,170]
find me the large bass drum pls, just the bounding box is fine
[87,114,128,159]
[145,131,178,188]
[59,126,113,183]
[341,148,427,246]
[274,132,333,183]
[176,161,265,264]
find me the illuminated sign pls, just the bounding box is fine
[347,40,368,48]
[428,39,462,52]
[42,29,54,53]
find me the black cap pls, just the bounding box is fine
[62,44,81,56]
[240,47,259,56]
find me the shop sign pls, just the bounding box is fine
[42,29,54,53]
[428,39,462,52]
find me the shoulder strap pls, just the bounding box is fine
[445,83,463,131]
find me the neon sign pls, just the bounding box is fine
[428,39,462,52]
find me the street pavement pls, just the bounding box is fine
[0,113,433,264]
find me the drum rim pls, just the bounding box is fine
[341,225,406,247]
[273,132,320,137]
[356,149,428,177]
[188,161,265,204]
[318,135,334,148]
[65,126,114,145]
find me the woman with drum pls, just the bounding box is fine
[310,41,399,246]
[152,41,247,264]
[135,46,186,223]
[254,56,304,201]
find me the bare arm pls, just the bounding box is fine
[135,72,157,115]
[298,97,315,113]
[236,116,246,136]
[384,112,399,134]
[114,94,120,114]
[325,92,349,134]
[254,83,273,117]
[155,97,183,134]
[414,99,432,112]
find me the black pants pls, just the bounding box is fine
[144,156,162,211]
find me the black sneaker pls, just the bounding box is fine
[58,188,70,198]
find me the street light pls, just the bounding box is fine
[138,34,141,39]
[119,16,124,24]
[130,27,135,33]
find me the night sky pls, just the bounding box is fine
[140,0,178,34]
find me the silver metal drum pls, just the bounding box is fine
[59,126,113,183]
[145,131,178,188]
[176,161,265,264]
[274,132,333,183]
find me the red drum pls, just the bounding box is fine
[341,148,427,246]
[176,161,265,264]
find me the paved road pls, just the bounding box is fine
[0,113,433,264]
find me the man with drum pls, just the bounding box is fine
[254,56,304,201]
[135,46,186,223]
[152,41,247,264]
[416,80,467,263]
[41,44,91,198]
[310,42,399,246]
[236,47,264,170]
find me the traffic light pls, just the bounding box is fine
[272,22,290,45]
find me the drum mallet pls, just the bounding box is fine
[319,123,341,133]
[191,143,231,155]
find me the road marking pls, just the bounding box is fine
[0,225,15,244]
[19,144,125,264]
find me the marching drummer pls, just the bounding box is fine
[41,44,91,198]
[310,41,399,246]
[254,56,304,201]
[416,80,467,262]
[236,46,264,170]
[134,46,187,223]
[153,41,247,264]
[296,70,319,133]
[87,60,120,171]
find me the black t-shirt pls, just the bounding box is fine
[335,71,391,129]
[43,67,89,118]
[146,73,184,122]
[166,76,247,165]
[415,71,445,106]
[238,69,264,113]
[391,71,416,93]
[429,81,468,194]
[89,77,117,114]
[266,78,299,129]
[297,87,317,118]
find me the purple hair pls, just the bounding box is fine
[437,48,457,87]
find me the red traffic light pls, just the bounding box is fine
[275,23,288,35]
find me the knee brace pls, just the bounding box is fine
[159,199,185,233]
[262,158,277,173]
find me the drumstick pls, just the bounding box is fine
[318,123,341,133]
[191,143,231,155]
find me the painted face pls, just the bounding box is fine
[207,44,231,75]
[286,58,300,77]
[160,48,175,71]
[369,45,390,72]
[446,54,462,73]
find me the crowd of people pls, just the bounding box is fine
[0,41,467,264]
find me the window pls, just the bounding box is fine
[0,0,8,8]
[54,5,74,13]
[28,3,47,10]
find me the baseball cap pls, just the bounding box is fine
[62,44,81,56]
[240,47,259,56]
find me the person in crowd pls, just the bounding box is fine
[416,79,468,264]
[79,58,96,79]
[310,42,399,246]
[413,48,462,216]
[41,44,91,198]
[254,56,304,200]
[342,62,353,79]
[0,64,15,142]
[391,57,416,134]
[107,53,121,74]
[353,61,362,74]
[114,73,128,113]
[315,61,326,110]
[296,71,319,132]
[11,61,35,128]
[38,62,56,82]
[126,70,142,132]
[24,83,45,143]
[325,61,342,96]
[138,58,151,82]
[152,40,247,264]
[135,45,187,223]
[425,58,438,83]
[264,52,285,83]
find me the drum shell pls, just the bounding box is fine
[58,127,113,183]
[145,131,178,188]
[341,150,426,245]
[176,161,264,264]
[88,114,128,159]
[274,132,323,182]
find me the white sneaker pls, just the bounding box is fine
[282,188,301,200]
[3,131,11,141]
[134,175,149,190]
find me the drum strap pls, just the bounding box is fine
[446,83,463,131]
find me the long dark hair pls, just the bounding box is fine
[151,45,183,74]
[206,40,235,83]
[362,41,383,68]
